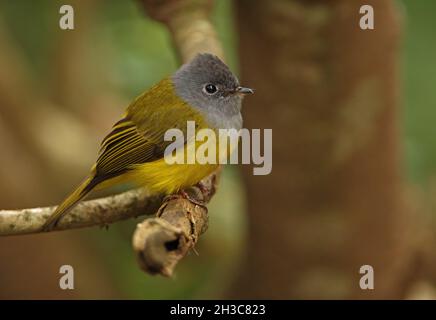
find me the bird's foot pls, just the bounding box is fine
[179,190,208,212]
[160,190,208,214]
[195,181,210,197]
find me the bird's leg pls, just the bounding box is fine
[178,190,208,212]
[195,181,210,197]
[160,193,183,205]
[160,190,207,211]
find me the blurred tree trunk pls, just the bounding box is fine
[229,0,416,299]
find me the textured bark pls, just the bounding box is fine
[0,189,162,235]
[140,0,223,61]
[133,172,219,277]
[229,0,412,299]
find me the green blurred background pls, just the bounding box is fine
[0,0,435,299]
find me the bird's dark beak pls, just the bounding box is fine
[236,86,254,95]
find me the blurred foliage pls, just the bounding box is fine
[0,0,435,299]
[401,0,436,184]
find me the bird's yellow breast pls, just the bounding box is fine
[122,130,234,195]
[128,160,218,195]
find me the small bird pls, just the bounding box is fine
[42,53,253,231]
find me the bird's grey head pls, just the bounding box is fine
[172,53,253,130]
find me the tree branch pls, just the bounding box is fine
[140,0,223,61]
[0,189,162,236]
[132,172,219,276]
[0,170,219,276]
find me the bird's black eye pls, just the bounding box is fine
[203,84,218,95]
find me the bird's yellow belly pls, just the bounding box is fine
[128,131,236,194]
[98,130,235,195]
[127,160,218,195]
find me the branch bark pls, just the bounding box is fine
[0,189,162,236]
[132,172,219,276]
[140,0,223,61]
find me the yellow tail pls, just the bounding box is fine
[42,175,97,231]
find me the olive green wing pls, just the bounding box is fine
[95,117,165,176]
[94,81,206,179]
